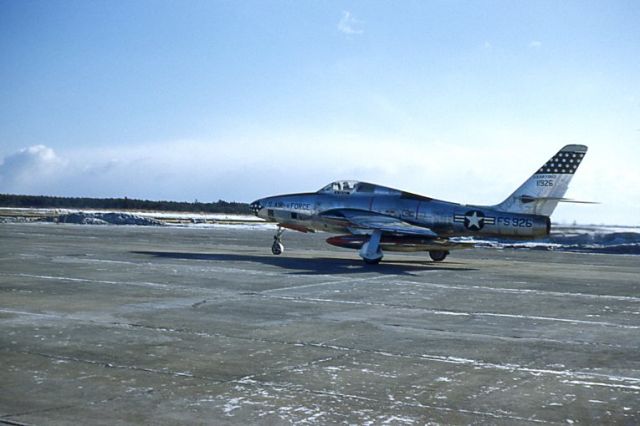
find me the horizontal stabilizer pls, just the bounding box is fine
[517,196,599,205]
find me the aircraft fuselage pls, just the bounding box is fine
[252,191,549,240]
[250,145,586,263]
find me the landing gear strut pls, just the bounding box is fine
[271,226,285,255]
[359,230,383,264]
[429,250,449,262]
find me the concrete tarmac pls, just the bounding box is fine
[1,223,639,425]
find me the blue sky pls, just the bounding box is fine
[1,1,639,225]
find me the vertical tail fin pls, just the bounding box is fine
[493,145,588,216]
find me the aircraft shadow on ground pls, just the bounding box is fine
[132,251,477,275]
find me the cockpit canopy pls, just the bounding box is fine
[317,180,433,201]
[317,180,403,196]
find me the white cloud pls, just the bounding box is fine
[0,145,68,193]
[529,40,542,48]
[338,11,363,35]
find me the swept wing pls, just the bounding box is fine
[320,209,473,252]
[320,208,438,237]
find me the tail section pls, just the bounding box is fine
[493,145,588,216]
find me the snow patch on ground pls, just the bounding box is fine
[44,212,165,226]
[459,224,640,255]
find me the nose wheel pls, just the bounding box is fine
[271,226,285,255]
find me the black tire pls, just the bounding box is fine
[363,257,382,265]
[429,250,449,262]
[271,242,284,255]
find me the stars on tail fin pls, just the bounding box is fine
[538,151,585,174]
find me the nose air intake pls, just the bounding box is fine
[249,200,262,216]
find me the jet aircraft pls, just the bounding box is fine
[250,145,590,264]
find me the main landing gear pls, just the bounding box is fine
[429,250,449,262]
[359,230,383,264]
[271,226,285,255]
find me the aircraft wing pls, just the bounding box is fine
[320,209,439,237]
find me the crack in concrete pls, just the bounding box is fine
[398,279,640,302]
[0,420,32,426]
[0,340,560,423]
[258,294,640,329]
[220,377,556,424]
[380,322,627,350]
[111,321,640,390]
[1,404,76,423]
[0,382,156,422]
[13,350,213,381]
[5,310,640,392]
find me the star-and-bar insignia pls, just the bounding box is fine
[454,210,495,231]
[537,151,585,175]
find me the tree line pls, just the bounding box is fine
[0,194,251,214]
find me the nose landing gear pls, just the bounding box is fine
[271,226,285,255]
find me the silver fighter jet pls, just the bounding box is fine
[251,145,590,264]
